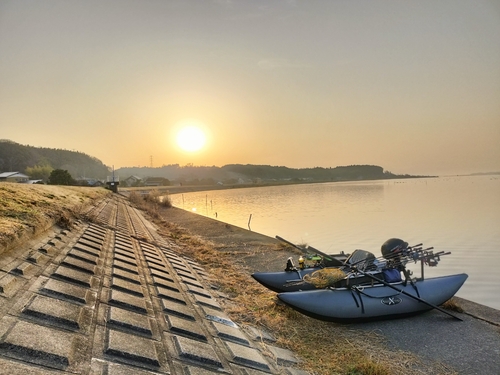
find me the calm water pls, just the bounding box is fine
[170,176,500,310]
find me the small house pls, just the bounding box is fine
[144,177,170,187]
[123,175,143,187]
[0,172,30,183]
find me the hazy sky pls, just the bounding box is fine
[1,0,499,175]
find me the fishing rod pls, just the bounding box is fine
[275,235,336,262]
[276,236,451,276]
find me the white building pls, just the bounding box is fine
[0,172,30,183]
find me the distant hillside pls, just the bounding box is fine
[0,140,426,186]
[222,164,396,181]
[0,140,109,180]
[117,163,423,186]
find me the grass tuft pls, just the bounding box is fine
[441,298,463,313]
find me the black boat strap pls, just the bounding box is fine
[350,288,365,314]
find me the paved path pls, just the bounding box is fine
[353,305,500,375]
[0,196,306,375]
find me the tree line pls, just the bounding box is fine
[1,140,426,186]
[0,140,110,183]
[117,164,427,186]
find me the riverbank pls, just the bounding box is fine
[119,180,320,197]
[118,175,435,197]
[2,184,499,374]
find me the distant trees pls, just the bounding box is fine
[116,164,421,186]
[25,164,54,183]
[0,140,109,179]
[222,164,390,181]
[48,169,76,185]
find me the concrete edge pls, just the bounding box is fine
[454,296,500,327]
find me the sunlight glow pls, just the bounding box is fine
[176,125,206,152]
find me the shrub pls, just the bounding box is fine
[48,169,76,185]
[160,194,172,208]
[128,191,143,205]
[127,189,172,221]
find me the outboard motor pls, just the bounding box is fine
[381,238,408,282]
[381,238,408,260]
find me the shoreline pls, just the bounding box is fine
[118,175,437,196]
[161,205,500,326]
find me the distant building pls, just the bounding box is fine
[0,172,29,183]
[144,177,170,187]
[75,177,104,187]
[123,175,143,187]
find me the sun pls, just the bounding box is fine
[176,125,206,152]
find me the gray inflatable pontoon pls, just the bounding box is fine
[252,268,319,293]
[277,273,468,323]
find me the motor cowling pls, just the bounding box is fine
[381,238,408,259]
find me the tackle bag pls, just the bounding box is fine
[383,268,402,283]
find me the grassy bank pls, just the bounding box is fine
[0,183,111,252]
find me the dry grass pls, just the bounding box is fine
[441,298,464,313]
[128,190,172,221]
[0,182,111,252]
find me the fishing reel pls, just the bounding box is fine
[305,254,323,267]
[420,250,447,267]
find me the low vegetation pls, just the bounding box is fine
[441,298,463,313]
[0,183,110,252]
[128,190,172,221]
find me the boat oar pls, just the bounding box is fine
[276,235,334,261]
[349,266,463,321]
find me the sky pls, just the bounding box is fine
[1,0,499,176]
